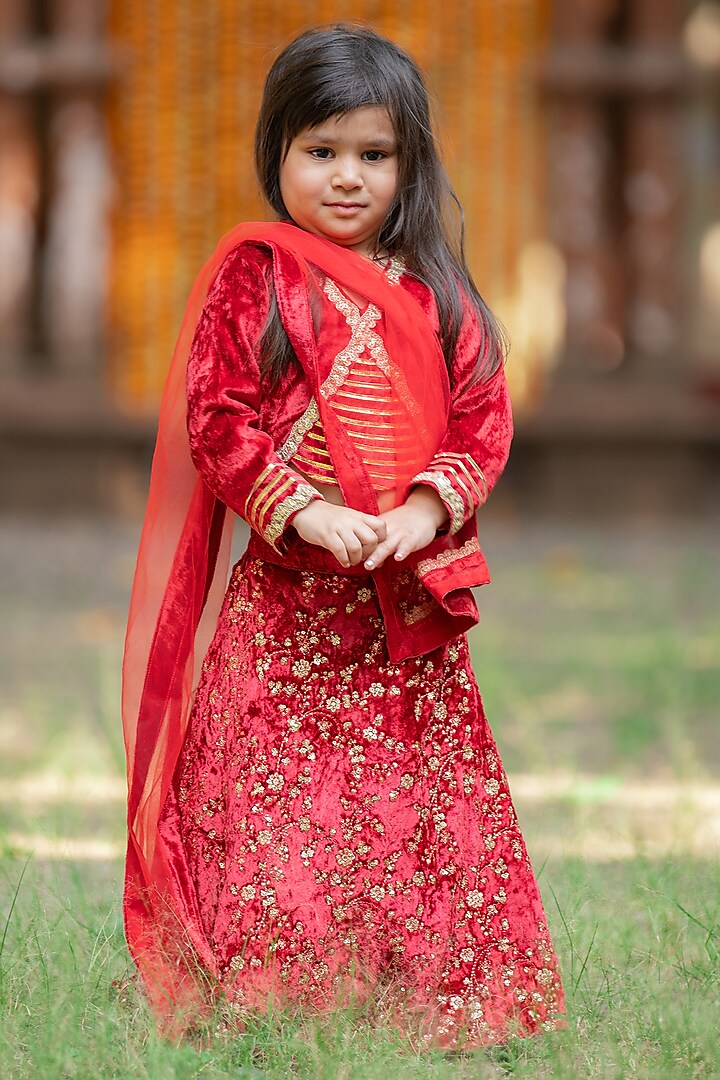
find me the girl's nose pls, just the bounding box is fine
[331,157,364,190]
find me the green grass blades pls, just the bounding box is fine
[0,855,718,1077]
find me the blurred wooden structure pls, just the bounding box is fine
[0,0,719,516]
[517,0,720,515]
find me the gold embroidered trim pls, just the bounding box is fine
[278,267,418,490]
[352,360,387,372]
[320,279,383,399]
[265,484,321,549]
[472,459,489,503]
[293,457,335,476]
[334,389,395,404]
[245,463,285,523]
[342,377,388,390]
[350,430,398,443]
[411,470,465,535]
[325,403,402,419]
[320,277,422,436]
[416,537,482,578]
[434,451,488,503]
[385,253,406,286]
[435,455,481,503]
[277,399,320,462]
[304,440,331,457]
[448,472,475,516]
[254,476,295,527]
[354,457,395,470]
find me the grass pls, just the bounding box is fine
[1,856,717,1078]
[0,516,719,1078]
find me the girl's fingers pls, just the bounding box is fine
[339,524,383,565]
[364,533,404,571]
[308,508,390,567]
[344,537,364,564]
[359,514,387,541]
[328,541,350,567]
[304,506,434,570]
[364,547,390,570]
[354,524,382,552]
[332,528,392,569]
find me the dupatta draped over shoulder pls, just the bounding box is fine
[122,221,513,1021]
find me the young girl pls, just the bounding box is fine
[122,24,564,1050]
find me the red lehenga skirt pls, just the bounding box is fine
[157,548,564,1048]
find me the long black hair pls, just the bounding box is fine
[254,23,507,385]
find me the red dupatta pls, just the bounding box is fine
[122,221,450,1021]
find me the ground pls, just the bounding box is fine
[0,515,718,1078]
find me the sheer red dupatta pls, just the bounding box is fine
[122,221,450,1020]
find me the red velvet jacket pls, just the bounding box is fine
[185,238,513,662]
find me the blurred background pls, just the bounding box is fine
[1,6,719,1074]
[0,0,719,517]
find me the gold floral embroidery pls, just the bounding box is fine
[167,560,564,1049]
[391,568,437,626]
[416,537,482,578]
[400,599,435,626]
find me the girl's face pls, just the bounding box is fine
[279,106,399,258]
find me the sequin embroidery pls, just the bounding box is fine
[159,556,565,1049]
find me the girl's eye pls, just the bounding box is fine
[309,148,333,159]
[363,151,387,162]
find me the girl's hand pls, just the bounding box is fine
[364,486,449,571]
[292,501,387,567]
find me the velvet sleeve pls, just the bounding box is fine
[409,300,513,534]
[186,244,322,552]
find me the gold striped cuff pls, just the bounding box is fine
[410,469,466,535]
[265,483,323,551]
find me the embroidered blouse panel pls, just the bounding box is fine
[186,242,512,559]
[281,265,413,492]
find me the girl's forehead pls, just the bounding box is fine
[300,105,396,138]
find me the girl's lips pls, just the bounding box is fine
[325,203,367,216]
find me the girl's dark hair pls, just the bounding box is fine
[254,23,507,385]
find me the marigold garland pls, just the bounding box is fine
[107,1,550,412]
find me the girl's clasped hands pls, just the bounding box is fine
[293,484,448,571]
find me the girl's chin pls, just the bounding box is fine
[308,225,376,255]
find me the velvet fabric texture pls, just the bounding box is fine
[122,222,562,1045]
[185,236,515,661]
[158,554,564,1048]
